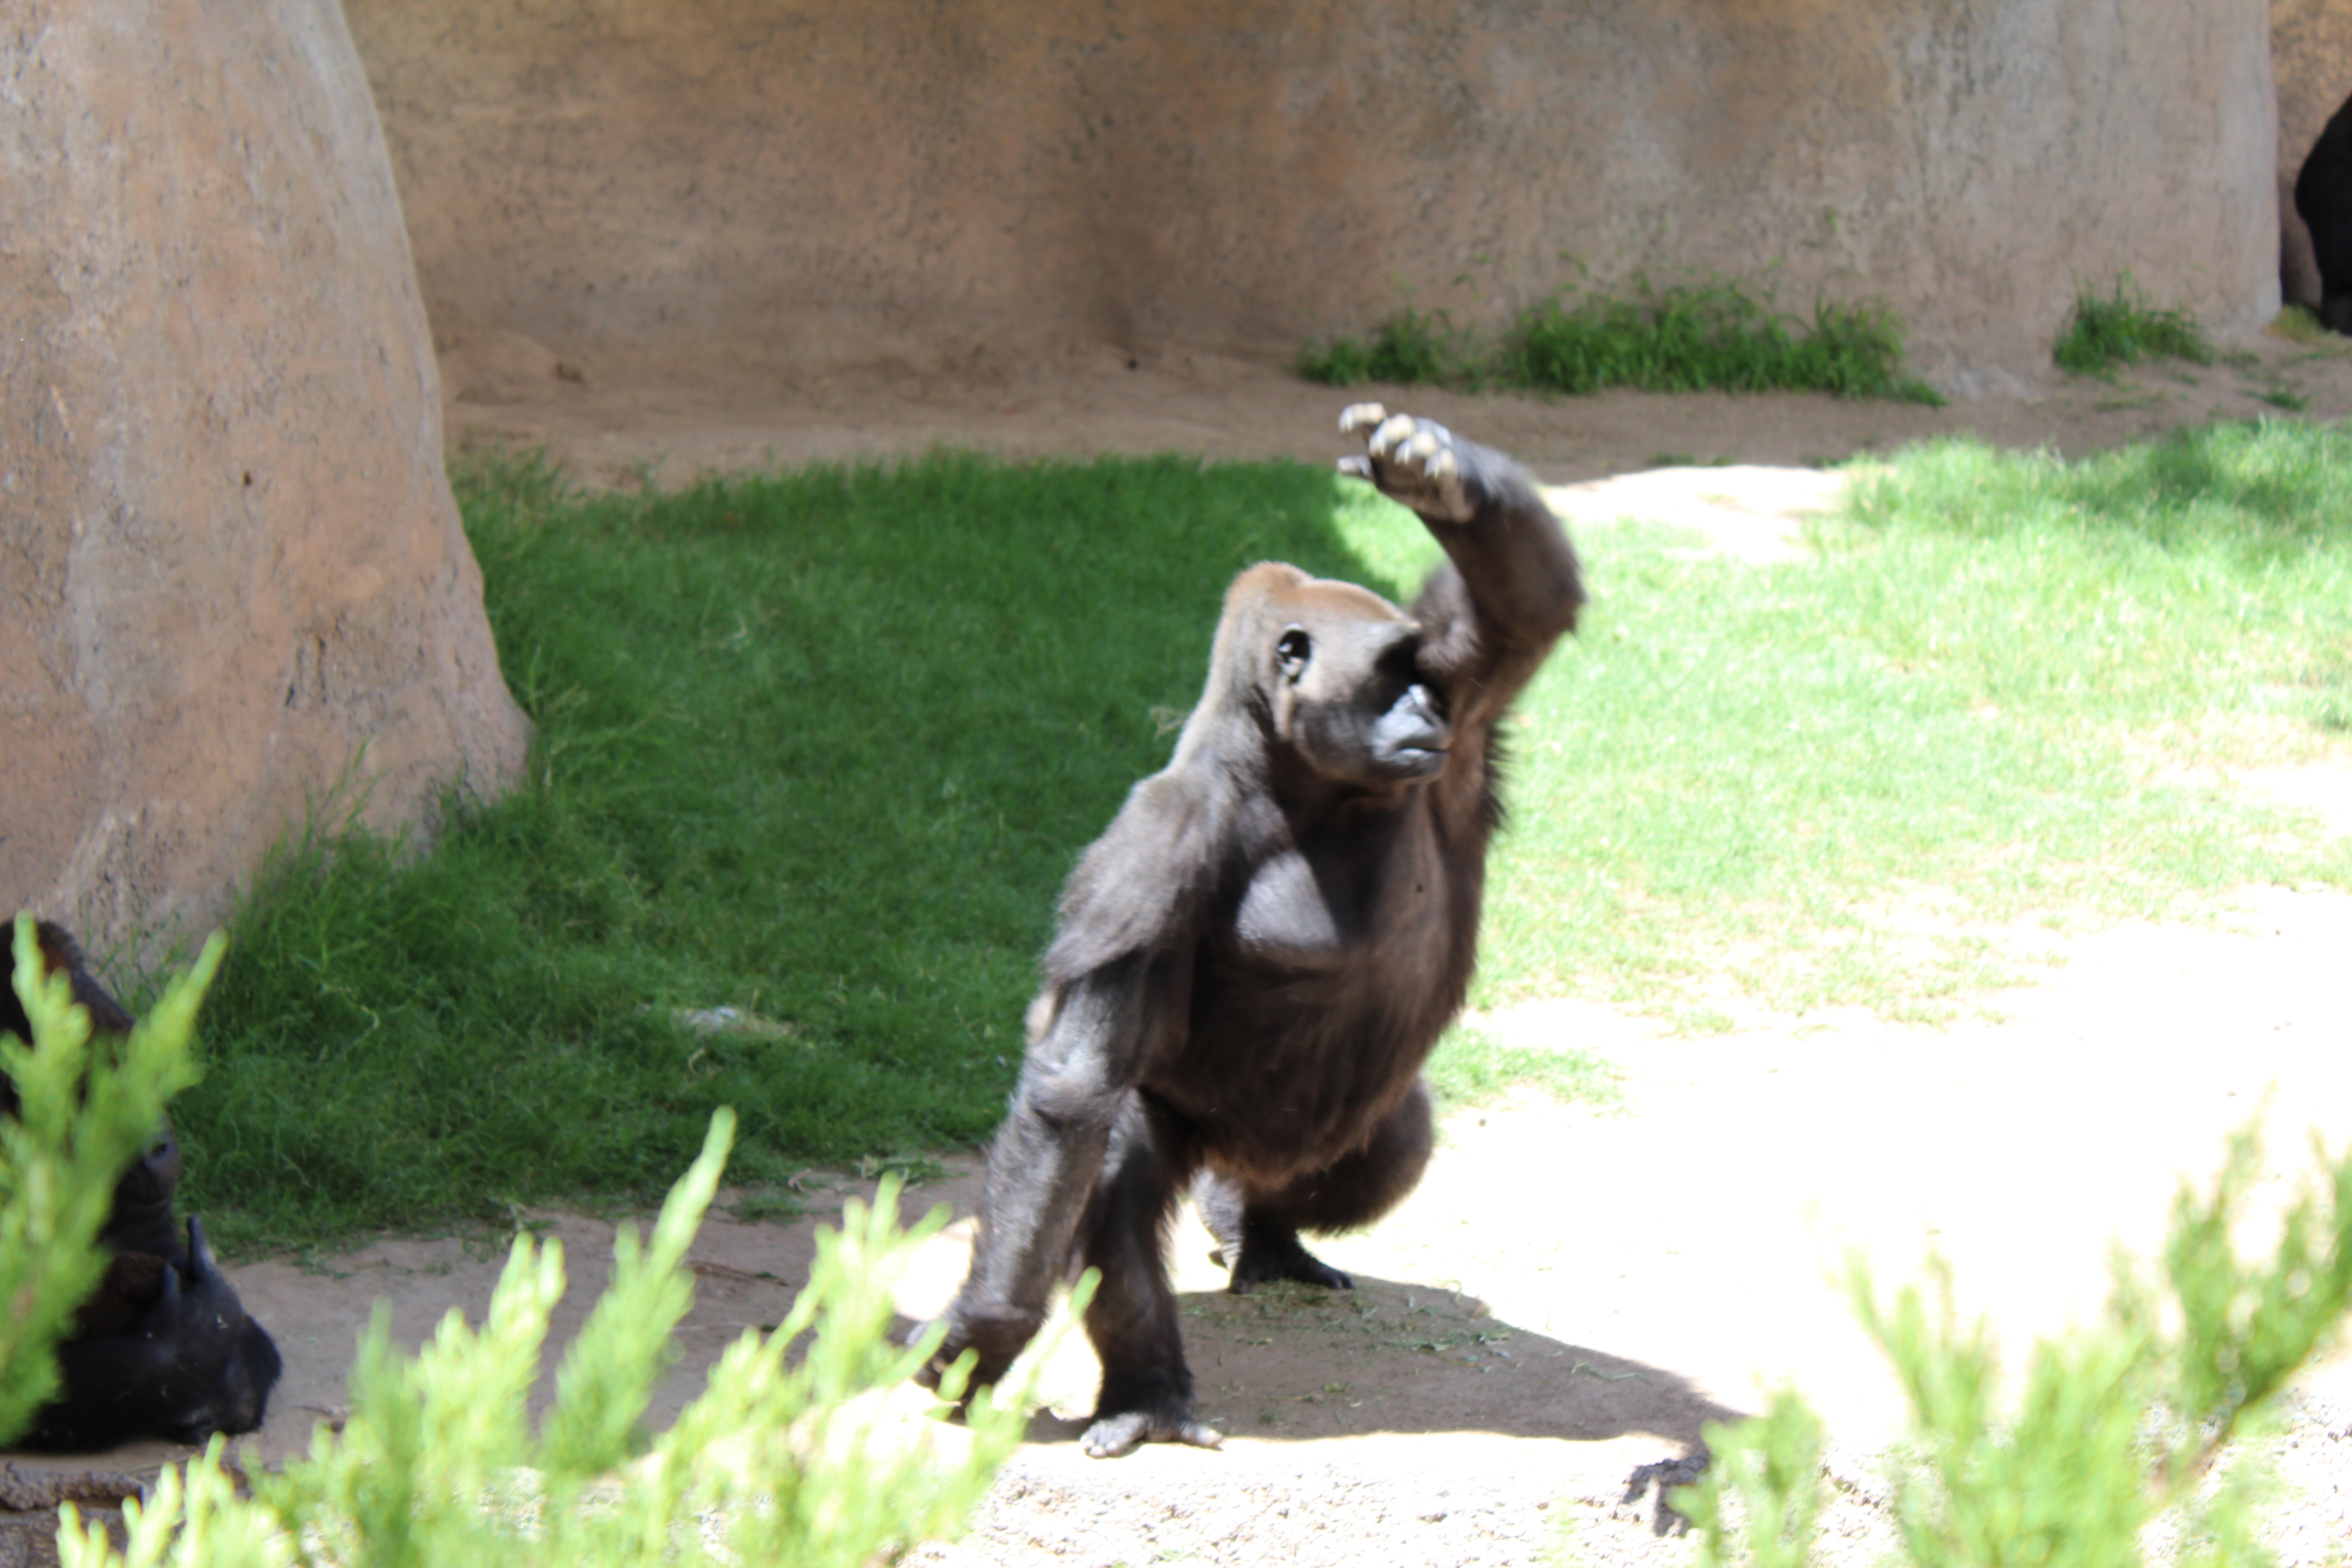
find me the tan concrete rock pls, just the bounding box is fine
[347,0,2277,396]
[0,0,530,945]
[2274,0,2352,310]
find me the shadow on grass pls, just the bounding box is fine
[179,451,1407,1250]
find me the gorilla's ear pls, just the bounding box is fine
[1275,628,1311,682]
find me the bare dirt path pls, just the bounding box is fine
[10,343,2352,1566]
[438,327,2352,486]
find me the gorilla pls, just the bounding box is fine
[0,920,283,1451]
[2297,89,2352,332]
[918,405,1585,1456]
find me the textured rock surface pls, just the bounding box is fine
[0,1,530,944]
[2274,0,2352,309]
[348,0,2277,394]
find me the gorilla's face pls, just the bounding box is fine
[1259,578,1450,788]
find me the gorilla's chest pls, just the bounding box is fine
[1230,838,1449,958]
[1150,829,1475,1162]
[1199,821,1475,1053]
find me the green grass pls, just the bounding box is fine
[1473,420,2352,1017]
[177,451,1383,1248]
[1494,284,1937,401]
[1422,1024,1621,1113]
[1299,279,1944,404]
[2053,274,2215,376]
[163,422,2352,1248]
[1297,304,1473,386]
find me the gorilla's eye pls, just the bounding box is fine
[1275,629,1312,678]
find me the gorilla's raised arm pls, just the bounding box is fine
[1338,402,1585,732]
[917,407,1583,1458]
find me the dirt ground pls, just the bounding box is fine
[9,335,2352,1566]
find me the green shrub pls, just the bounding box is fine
[1675,1124,2352,1568]
[1298,280,1942,403]
[1297,304,1474,385]
[1495,283,1938,403]
[58,1111,1061,1567]
[2053,274,2214,376]
[0,916,214,1443]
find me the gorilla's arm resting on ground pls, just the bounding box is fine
[918,956,1166,1390]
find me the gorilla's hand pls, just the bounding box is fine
[1338,403,1475,524]
[909,1306,1038,1400]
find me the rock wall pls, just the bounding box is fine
[2274,0,2352,309]
[0,1,531,945]
[346,0,2278,394]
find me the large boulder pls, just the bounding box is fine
[0,0,530,944]
[347,0,2277,394]
[2274,0,2352,311]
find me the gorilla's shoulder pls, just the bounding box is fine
[1044,767,1259,980]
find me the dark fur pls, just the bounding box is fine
[1,920,283,1451]
[2298,90,2352,332]
[919,408,1584,1455]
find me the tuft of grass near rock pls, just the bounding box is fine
[1296,304,1475,386]
[2268,303,2338,346]
[2053,273,2214,377]
[1299,278,1945,405]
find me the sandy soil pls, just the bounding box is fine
[7,340,2352,1566]
[433,323,2352,484]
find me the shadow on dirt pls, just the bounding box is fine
[999,1273,1743,1452]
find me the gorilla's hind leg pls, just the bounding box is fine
[1194,1172,1357,1292]
[1197,1079,1433,1294]
[1077,1099,1221,1458]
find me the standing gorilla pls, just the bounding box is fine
[919,405,1585,1456]
[2298,89,2352,332]
[0,920,282,1451]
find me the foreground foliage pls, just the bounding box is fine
[1680,1126,2352,1568]
[59,1113,1046,1568]
[0,916,213,1443]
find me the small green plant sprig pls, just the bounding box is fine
[1676,1387,1824,1568]
[1674,1123,2352,1568]
[2054,274,2214,376]
[0,915,216,1444]
[59,1107,1066,1568]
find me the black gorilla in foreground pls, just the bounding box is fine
[0,920,282,1451]
[2298,89,2352,332]
[920,405,1585,1455]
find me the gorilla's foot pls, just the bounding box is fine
[1083,1367,1223,1457]
[1226,1225,1354,1294]
[1082,1400,1224,1458]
